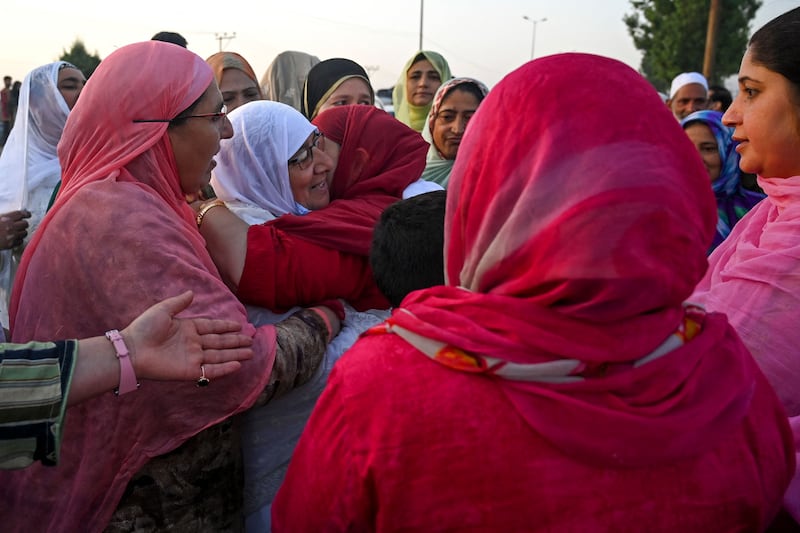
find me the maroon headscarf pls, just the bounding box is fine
[267,105,427,256]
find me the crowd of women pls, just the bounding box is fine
[0,6,799,532]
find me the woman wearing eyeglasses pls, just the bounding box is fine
[201,102,429,313]
[211,100,335,224]
[0,41,340,532]
[200,100,429,530]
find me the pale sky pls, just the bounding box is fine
[2,0,797,91]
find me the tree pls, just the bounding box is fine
[624,0,761,92]
[59,39,102,79]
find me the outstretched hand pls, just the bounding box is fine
[121,291,254,382]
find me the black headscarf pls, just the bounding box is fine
[301,58,373,119]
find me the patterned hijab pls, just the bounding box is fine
[681,110,765,251]
[392,51,451,132]
[388,53,757,467]
[421,77,489,187]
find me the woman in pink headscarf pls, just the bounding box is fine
[0,41,337,532]
[271,53,793,531]
[690,7,800,416]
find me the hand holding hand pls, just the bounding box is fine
[121,290,254,383]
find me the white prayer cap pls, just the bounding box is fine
[669,72,708,99]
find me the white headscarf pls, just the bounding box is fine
[0,61,71,229]
[0,61,73,327]
[211,100,316,223]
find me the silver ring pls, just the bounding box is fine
[196,365,210,387]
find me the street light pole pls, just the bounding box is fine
[419,0,424,50]
[522,16,547,60]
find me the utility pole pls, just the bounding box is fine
[215,32,237,52]
[703,0,721,81]
[419,0,424,50]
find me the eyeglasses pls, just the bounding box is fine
[132,105,228,124]
[288,131,325,170]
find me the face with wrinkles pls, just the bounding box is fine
[168,83,234,195]
[288,131,334,210]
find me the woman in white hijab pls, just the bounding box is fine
[0,61,85,329]
[210,100,392,532]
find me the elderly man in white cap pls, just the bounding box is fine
[666,72,708,120]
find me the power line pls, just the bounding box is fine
[214,32,236,52]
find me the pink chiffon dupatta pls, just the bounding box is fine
[692,174,800,416]
[0,41,276,532]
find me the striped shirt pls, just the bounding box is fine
[0,340,77,469]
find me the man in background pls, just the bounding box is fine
[707,84,732,112]
[1,76,11,146]
[666,72,708,120]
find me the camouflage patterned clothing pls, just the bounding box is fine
[105,309,329,532]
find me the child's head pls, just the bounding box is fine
[370,190,446,307]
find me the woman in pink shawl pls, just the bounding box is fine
[691,7,800,416]
[688,7,800,525]
[0,41,336,532]
[271,54,793,531]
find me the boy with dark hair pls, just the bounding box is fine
[151,31,188,48]
[370,190,446,307]
[707,84,732,112]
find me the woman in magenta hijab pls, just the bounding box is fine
[0,41,335,532]
[272,54,793,531]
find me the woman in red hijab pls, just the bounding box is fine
[198,105,429,312]
[271,54,794,531]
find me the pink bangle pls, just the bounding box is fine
[309,308,333,343]
[106,329,140,395]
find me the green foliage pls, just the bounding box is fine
[59,39,102,79]
[624,0,761,91]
